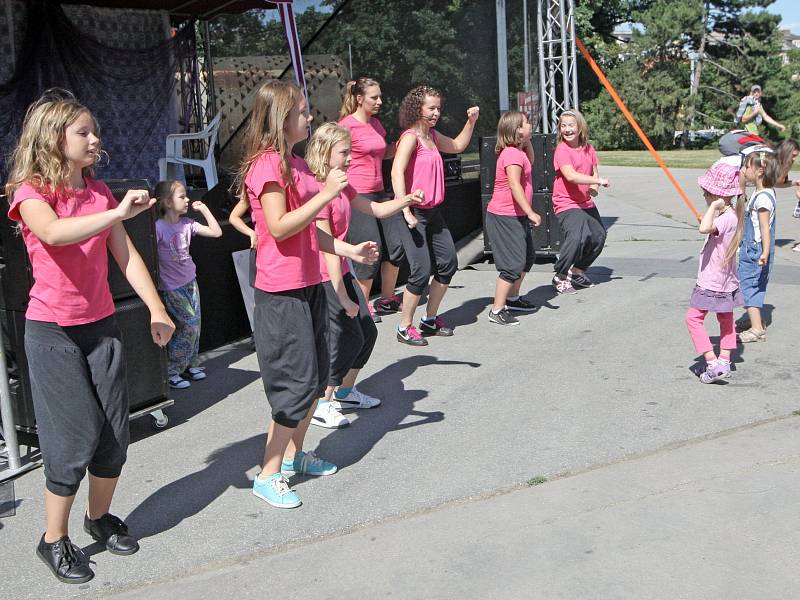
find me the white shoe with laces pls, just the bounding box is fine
[330,387,381,410]
[311,401,350,428]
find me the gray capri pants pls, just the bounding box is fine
[484,212,536,283]
[24,316,129,497]
[402,205,458,296]
[347,191,407,281]
[553,206,606,277]
[253,284,329,428]
[323,272,378,386]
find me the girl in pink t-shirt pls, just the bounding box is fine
[6,91,174,584]
[391,85,480,346]
[339,77,407,319]
[154,180,222,389]
[551,110,610,295]
[486,111,542,326]
[685,163,745,383]
[236,81,378,509]
[305,123,422,429]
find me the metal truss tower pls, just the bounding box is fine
[536,0,579,133]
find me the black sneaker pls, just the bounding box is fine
[374,294,402,314]
[488,308,519,326]
[83,513,139,556]
[36,534,94,584]
[397,325,428,346]
[419,316,454,337]
[569,270,595,288]
[506,297,539,312]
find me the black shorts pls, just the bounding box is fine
[485,212,536,283]
[253,284,329,428]
[25,316,129,497]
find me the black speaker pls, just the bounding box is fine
[0,202,33,311]
[1,309,35,432]
[103,179,159,302]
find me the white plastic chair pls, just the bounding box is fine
[158,113,222,189]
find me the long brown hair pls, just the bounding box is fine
[495,111,526,154]
[235,80,302,203]
[399,85,442,130]
[773,138,799,184]
[5,89,100,198]
[339,77,379,119]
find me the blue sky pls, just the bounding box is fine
[772,0,800,34]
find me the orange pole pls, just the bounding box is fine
[575,37,702,221]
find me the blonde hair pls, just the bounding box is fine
[556,109,589,147]
[5,89,100,198]
[495,111,526,154]
[339,77,380,119]
[154,180,184,218]
[236,80,302,203]
[722,191,746,266]
[306,122,351,181]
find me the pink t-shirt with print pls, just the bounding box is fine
[339,115,387,194]
[8,179,118,325]
[696,208,740,293]
[487,146,533,216]
[551,142,598,214]
[244,151,322,292]
[401,129,445,209]
[316,183,357,280]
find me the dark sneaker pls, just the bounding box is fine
[83,513,139,555]
[506,297,539,312]
[374,294,402,314]
[367,303,382,323]
[569,270,595,288]
[419,316,454,337]
[36,534,94,584]
[397,325,428,346]
[552,274,577,295]
[488,308,519,326]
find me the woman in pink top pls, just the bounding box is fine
[236,81,378,510]
[551,110,610,295]
[685,162,745,383]
[391,85,480,346]
[6,91,174,584]
[485,111,542,326]
[339,77,406,320]
[305,123,422,429]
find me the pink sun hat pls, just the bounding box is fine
[698,161,741,197]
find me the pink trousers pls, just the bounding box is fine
[685,308,736,354]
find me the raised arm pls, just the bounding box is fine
[433,106,480,155]
[698,199,724,235]
[191,201,223,238]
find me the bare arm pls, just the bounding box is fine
[352,191,422,218]
[759,107,785,131]
[433,106,480,154]
[191,202,223,238]
[757,208,771,265]
[316,226,379,265]
[559,163,609,187]
[229,198,257,248]
[506,164,540,225]
[391,134,419,228]
[317,219,358,317]
[17,189,153,246]
[262,169,347,242]
[107,223,174,346]
[698,199,725,235]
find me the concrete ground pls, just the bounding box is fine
[2,165,800,599]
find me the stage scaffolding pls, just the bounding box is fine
[536,0,579,133]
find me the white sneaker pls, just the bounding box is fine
[311,401,350,428]
[330,387,381,410]
[187,366,207,381]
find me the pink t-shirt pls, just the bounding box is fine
[8,179,118,325]
[401,129,445,209]
[316,183,357,280]
[155,217,201,291]
[339,115,387,193]
[244,151,322,292]
[487,146,533,216]
[552,142,598,214]
[696,209,740,293]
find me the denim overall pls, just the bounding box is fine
[738,189,775,308]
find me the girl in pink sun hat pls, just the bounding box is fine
[685,162,746,383]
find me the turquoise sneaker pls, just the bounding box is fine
[252,473,301,508]
[281,450,338,477]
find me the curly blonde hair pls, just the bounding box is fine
[306,122,351,181]
[236,80,302,203]
[399,85,442,130]
[5,89,99,198]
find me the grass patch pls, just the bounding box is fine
[597,149,719,169]
[526,475,548,486]
[793,409,800,416]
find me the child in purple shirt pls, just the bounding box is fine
[685,163,745,383]
[155,181,222,388]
